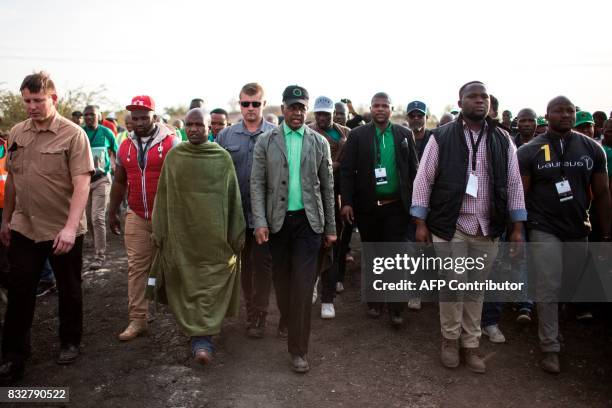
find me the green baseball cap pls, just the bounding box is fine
[536,116,548,127]
[575,111,594,127]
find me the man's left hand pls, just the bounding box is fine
[53,226,77,255]
[508,225,524,258]
[324,234,337,248]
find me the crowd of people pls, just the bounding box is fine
[0,71,610,384]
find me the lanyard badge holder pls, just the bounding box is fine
[465,124,485,198]
[553,138,574,202]
[374,131,388,185]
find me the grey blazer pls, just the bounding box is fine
[250,125,336,235]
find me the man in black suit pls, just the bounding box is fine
[340,92,419,326]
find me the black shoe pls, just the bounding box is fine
[36,281,57,297]
[516,309,532,324]
[0,361,24,384]
[389,310,403,328]
[277,325,288,340]
[367,307,381,319]
[247,314,266,339]
[57,344,80,365]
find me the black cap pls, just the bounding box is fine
[282,85,309,106]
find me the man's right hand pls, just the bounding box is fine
[415,219,431,243]
[0,221,11,247]
[340,205,354,225]
[109,212,121,235]
[255,227,269,245]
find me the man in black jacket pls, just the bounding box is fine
[340,92,419,326]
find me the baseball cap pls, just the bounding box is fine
[407,100,427,115]
[282,85,309,106]
[536,116,548,126]
[313,96,334,113]
[126,95,155,112]
[106,112,117,120]
[450,108,459,115]
[575,111,594,127]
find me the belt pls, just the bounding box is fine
[376,198,399,206]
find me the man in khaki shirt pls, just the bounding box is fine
[0,72,93,384]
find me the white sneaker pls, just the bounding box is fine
[482,324,506,343]
[321,303,336,319]
[312,277,319,305]
[335,282,345,293]
[407,297,421,310]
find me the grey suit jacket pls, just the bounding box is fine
[250,124,336,235]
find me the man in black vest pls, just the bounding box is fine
[411,81,526,373]
[340,92,419,327]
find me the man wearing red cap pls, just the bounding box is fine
[108,95,180,341]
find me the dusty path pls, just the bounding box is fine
[4,233,612,408]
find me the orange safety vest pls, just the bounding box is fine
[0,138,7,208]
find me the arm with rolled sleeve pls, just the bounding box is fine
[318,137,336,235]
[410,137,439,220]
[250,135,268,229]
[506,141,527,221]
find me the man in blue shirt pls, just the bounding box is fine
[217,83,275,339]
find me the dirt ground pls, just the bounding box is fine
[3,232,612,408]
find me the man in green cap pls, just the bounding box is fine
[574,111,595,139]
[147,108,245,365]
[535,116,548,135]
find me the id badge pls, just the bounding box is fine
[466,173,478,197]
[375,167,388,185]
[555,179,573,202]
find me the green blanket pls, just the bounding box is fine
[148,142,245,336]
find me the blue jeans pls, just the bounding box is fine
[190,336,214,354]
[40,259,55,283]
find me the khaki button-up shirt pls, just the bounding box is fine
[7,113,94,242]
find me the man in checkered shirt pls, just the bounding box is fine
[410,81,526,374]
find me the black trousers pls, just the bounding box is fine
[241,229,273,320]
[269,211,322,357]
[1,231,84,365]
[356,201,415,313]
[336,221,354,284]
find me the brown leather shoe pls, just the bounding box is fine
[440,338,459,368]
[118,320,148,341]
[540,352,560,374]
[462,347,486,373]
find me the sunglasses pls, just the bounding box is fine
[240,101,262,108]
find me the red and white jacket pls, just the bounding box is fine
[117,125,179,220]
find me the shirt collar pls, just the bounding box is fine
[23,112,62,134]
[462,119,488,134]
[375,122,392,136]
[283,121,305,137]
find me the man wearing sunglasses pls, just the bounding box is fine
[217,83,275,339]
[251,85,336,373]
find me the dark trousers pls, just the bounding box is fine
[269,211,322,357]
[241,229,273,320]
[319,245,336,304]
[336,221,354,284]
[356,201,415,313]
[1,231,84,365]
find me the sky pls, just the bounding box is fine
[1,0,611,119]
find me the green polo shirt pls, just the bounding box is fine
[374,123,399,197]
[326,127,341,142]
[83,125,118,175]
[283,121,304,211]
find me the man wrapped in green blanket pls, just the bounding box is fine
[147,108,245,364]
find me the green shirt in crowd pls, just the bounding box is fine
[374,123,400,198]
[283,121,304,211]
[83,125,118,175]
[326,127,341,142]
